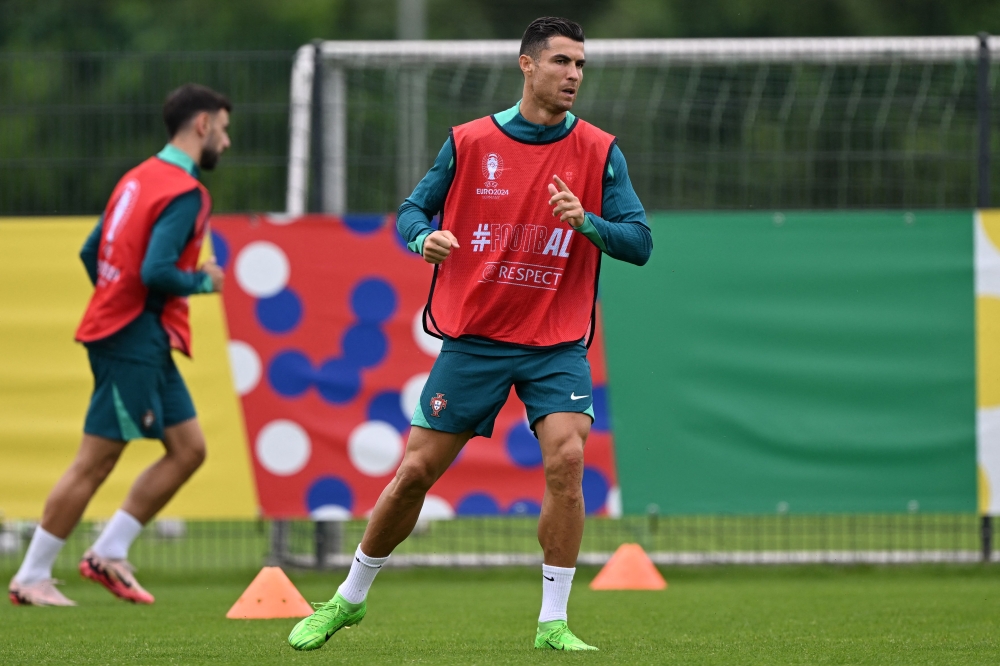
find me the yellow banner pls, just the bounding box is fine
[0,218,257,519]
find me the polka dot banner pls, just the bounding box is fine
[348,420,404,476]
[255,419,311,476]
[227,340,261,396]
[212,216,619,519]
[235,241,289,298]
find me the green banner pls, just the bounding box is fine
[602,211,976,514]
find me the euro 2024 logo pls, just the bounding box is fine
[482,152,503,188]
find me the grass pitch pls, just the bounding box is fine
[1,565,998,664]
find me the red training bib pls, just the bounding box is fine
[426,115,615,347]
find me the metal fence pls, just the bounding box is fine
[0,515,991,574]
[0,51,293,215]
[293,36,1000,215]
[1,37,998,216]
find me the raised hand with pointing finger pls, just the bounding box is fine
[547,174,585,228]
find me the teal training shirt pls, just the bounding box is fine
[396,101,652,356]
[81,145,214,364]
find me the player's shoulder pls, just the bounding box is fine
[574,118,615,142]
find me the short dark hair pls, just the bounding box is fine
[163,84,232,138]
[519,17,585,61]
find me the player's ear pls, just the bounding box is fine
[519,54,534,77]
[195,111,211,137]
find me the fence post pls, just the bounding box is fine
[309,39,325,213]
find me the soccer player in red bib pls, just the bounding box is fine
[289,18,651,651]
[8,84,231,607]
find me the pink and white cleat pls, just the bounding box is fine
[79,551,154,604]
[8,578,77,606]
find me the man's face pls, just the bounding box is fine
[199,109,231,171]
[524,36,585,114]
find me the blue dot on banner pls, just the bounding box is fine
[343,214,386,234]
[268,350,313,397]
[582,467,609,515]
[456,493,500,516]
[256,288,303,334]
[342,323,388,368]
[367,391,410,433]
[306,476,354,513]
[591,385,611,433]
[350,279,397,324]
[505,421,543,468]
[314,357,362,404]
[507,500,541,516]
[209,229,230,270]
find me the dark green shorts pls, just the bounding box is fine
[83,350,196,442]
[412,343,595,438]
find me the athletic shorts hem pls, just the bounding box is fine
[527,403,595,432]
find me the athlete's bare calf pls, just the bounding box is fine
[360,412,590,566]
[39,418,207,538]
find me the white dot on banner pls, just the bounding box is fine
[227,340,262,396]
[256,420,310,476]
[418,495,455,522]
[400,373,430,420]
[265,213,298,226]
[412,308,442,357]
[606,486,623,518]
[348,421,404,476]
[310,505,352,521]
[235,241,290,298]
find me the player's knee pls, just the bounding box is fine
[73,449,120,486]
[544,440,585,492]
[394,458,437,496]
[173,437,207,472]
[88,454,120,485]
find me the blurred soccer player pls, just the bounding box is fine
[8,84,231,607]
[289,17,651,651]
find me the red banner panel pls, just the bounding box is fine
[210,215,617,519]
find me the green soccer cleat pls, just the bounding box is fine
[534,619,599,651]
[287,592,366,651]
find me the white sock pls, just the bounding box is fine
[91,510,144,560]
[539,564,576,623]
[337,546,389,604]
[13,526,65,585]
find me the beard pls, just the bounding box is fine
[199,145,220,171]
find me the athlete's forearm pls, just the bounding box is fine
[397,137,455,255]
[396,200,435,255]
[580,213,652,266]
[140,190,213,296]
[581,145,652,266]
[80,216,103,285]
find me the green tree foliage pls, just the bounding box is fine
[2,0,999,52]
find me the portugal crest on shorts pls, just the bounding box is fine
[429,393,448,418]
[142,409,155,429]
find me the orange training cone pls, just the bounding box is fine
[589,543,667,590]
[226,566,314,619]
